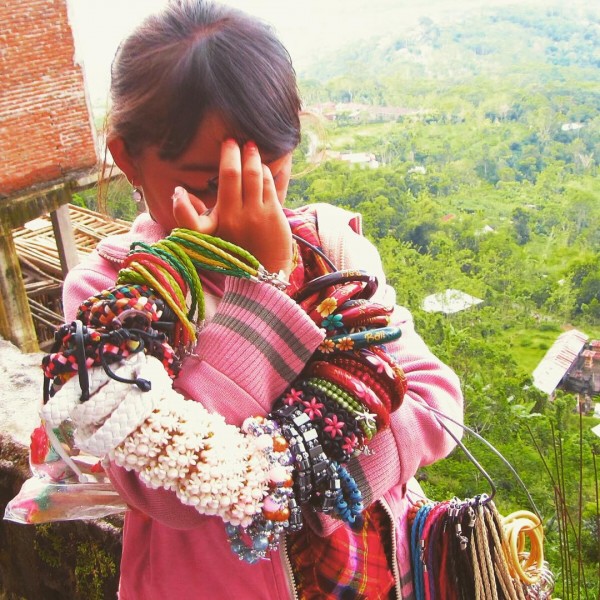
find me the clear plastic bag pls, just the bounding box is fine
[4,422,126,524]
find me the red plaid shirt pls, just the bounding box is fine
[288,503,396,600]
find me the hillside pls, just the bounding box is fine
[286,4,600,596]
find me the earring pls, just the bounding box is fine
[132,186,143,203]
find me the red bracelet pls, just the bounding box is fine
[329,355,393,414]
[307,361,390,429]
[337,300,393,328]
[369,346,408,411]
[293,269,377,304]
[307,281,366,324]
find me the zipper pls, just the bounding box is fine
[379,497,403,600]
[280,535,299,600]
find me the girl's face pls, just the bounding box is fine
[124,112,293,232]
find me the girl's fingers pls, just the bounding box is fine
[217,138,243,213]
[261,164,279,206]
[241,141,264,208]
[172,186,217,234]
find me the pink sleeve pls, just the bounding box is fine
[107,277,324,528]
[348,305,463,502]
[64,256,326,528]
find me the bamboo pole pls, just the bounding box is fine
[0,223,39,352]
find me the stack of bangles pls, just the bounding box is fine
[409,499,554,599]
[41,229,407,563]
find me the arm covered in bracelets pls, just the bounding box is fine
[62,254,325,530]
[309,204,464,536]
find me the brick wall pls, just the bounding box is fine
[0,0,98,197]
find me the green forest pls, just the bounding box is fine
[289,4,600,597]
[88,2,600,596]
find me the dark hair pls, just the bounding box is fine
[109,0,301,160]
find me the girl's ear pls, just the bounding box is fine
[107,137,139,183]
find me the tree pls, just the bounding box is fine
[511,207,531,245]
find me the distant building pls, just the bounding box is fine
[328,151,380,169]
[561,122,585,132]
[422,289,484,315]
[479,225,495,235]
[1,0,97,197]
[307,102,427,123]
[563,339,600,398]
[408,166,427,175]
[532,330,600,412]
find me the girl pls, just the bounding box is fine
[63,1,463,598]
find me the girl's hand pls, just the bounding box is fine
[172,140,294,277]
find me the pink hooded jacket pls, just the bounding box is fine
[62,204,463,600]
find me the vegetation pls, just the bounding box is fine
[287,4,600,596]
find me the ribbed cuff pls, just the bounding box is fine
[197,277,324,403]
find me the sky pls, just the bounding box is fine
[66,0,568,109]
[66,0,434,106]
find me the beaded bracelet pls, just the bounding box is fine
[308,361,390,429]
[241,416,296,527]
[304,377,375,441]
[334,463,364,524]
[223,416,301,563]
[275,416,313,504]
[275,383,365,465]
[271,404,335,511]
[296,384,365,464]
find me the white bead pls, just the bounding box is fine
[254,434,274,450]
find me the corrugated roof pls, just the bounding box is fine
[532,329,589,395]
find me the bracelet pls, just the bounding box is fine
[305,377,376,440]
[367,346,408,411]
[299,381,366,461]
[293,269,377,304]
[325,326,402,353]
[307,361,390,429]
[334,463,364,524]
[224,416,301,563]
[272,404,333,506]
[307,281,368,325]
[329,355,393,414]
[336,299,394,329]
